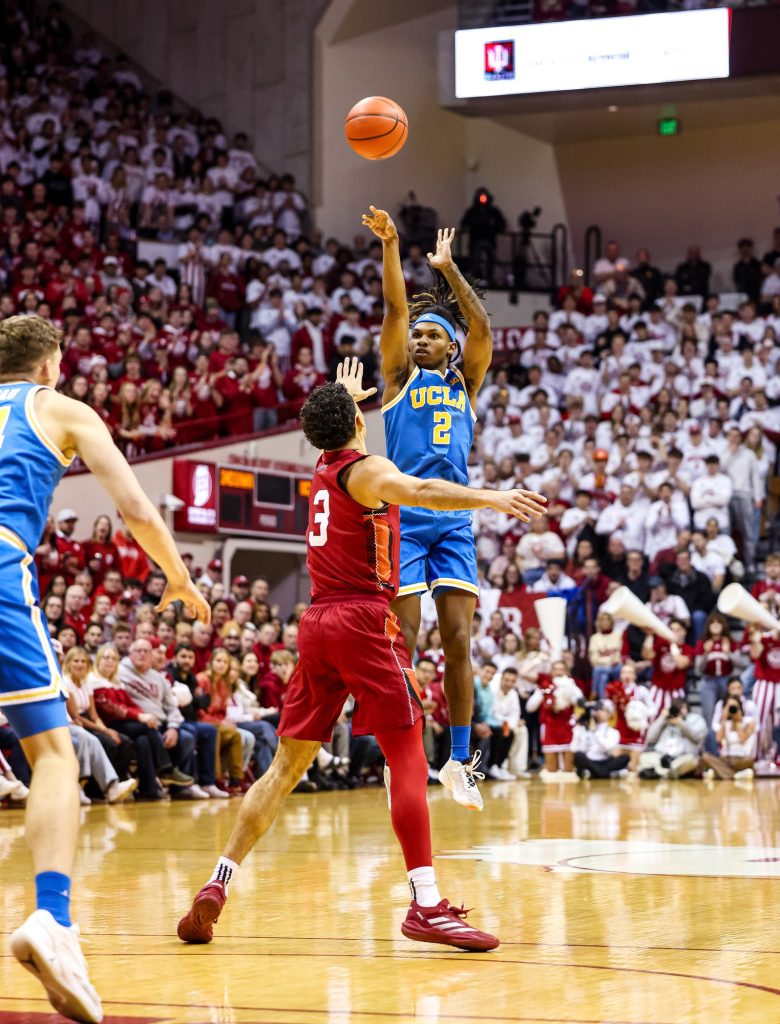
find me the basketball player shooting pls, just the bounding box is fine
[178,358,546,951]
[0,316,210,1024]
[362,206,511,810]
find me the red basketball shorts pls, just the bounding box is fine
[278,598,424,742]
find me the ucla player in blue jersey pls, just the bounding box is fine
[362,207,546,811]
[0,316,210,1023]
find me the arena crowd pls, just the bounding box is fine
[0,1,779,804]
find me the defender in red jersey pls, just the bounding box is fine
[178,359,547,952]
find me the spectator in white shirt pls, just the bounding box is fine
[495,415,533,463]
[583,294,609,343]
[690,530,726,592]
[517,516,565,585]
[262,230,302,272]
[254,288,297,363]
[680,423,713,481]
[647,577,691,629]
[721,425,764,573]
[592,240,621,285]
[644,483,690,561]
[481,404,512,456]
[272,174,306,240]
[595,483,647,553]
[572,703,629,779]
[530,560,576,594]
[690,454,733,531]
[560,490,597,557]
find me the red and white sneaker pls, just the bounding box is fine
[177,881,227,944]
[401,899,499,952]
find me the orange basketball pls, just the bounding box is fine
[344,96,408,161]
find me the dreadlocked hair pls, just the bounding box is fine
[408,270,487,336]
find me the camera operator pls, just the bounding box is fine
[460,187,506,286]
[571,702,630,780]
[700,687,757,780]
[638,699,706,779]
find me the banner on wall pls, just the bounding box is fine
[455,9,730,98]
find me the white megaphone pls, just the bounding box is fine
[535,596,567,661]
[601,586,675,643]
[717,583,780,632]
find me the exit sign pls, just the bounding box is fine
[658,117,680,136]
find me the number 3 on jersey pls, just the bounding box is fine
[309,488,330,546]
[432,410,451,446]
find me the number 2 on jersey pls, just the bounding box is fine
[432,410,451,446]
[0,406,10,451]
[309,488,330,546]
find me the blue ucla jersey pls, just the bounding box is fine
[0,381,72,552]
[383,366,475,497]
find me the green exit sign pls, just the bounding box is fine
[658,117,680,137]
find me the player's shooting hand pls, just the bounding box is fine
[427,228,456,270]
[156,578,211,623]
[361,205,398,242]
[336,356,377,404]
[490,488,548,522]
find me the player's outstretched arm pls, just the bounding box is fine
[347,455,546,521]
[39,391,210,622]
[361,205,412,397]
[428,227,492,404]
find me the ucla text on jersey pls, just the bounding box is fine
[383,365,475,494]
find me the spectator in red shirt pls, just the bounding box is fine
[642,619,693,719]
[63,584,89,641]
[207,253,245,327]
[191,621,215,673]
[54,508,85,576]
[113,516,150,582]
[258,649,295,708]
[750,551,780,623]
[282,346,325,416]
[83,514,122,585]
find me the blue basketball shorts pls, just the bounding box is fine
[397,509,479,600]
[0,531,68,739]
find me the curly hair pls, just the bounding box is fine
[408,272,487,360]
[300,382,356,452]
[0,314,61,377]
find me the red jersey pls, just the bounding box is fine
[694,638,734,678]
[307,449,399,604]
[651,638,693,692]
[754,634,780,683]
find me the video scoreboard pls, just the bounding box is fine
[172,457,312,540]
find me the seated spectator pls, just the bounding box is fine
[195,648,255,792]
[118,638,196,788]
[588,611,623,698]
[638,700,707,780]
[63,646,135,791]
[226,656,279,778]
[485,668,526,780]
[700,688,757,780]
[166,643,224,799]
[572,702,629,780]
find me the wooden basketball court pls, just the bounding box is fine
[2,779,778,1024]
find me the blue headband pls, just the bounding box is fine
[412,313,457,343]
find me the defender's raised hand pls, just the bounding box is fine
[489,489,548,522]
[427,227,456,271]
[336,356,378,404]
[361,205,398,242]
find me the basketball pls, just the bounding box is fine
[344,96,408,160]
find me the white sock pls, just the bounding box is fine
[407,866,441,907]
[209,857,238,893]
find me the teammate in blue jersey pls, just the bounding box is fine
[0,316,210,1023]
[362,207,546,811]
